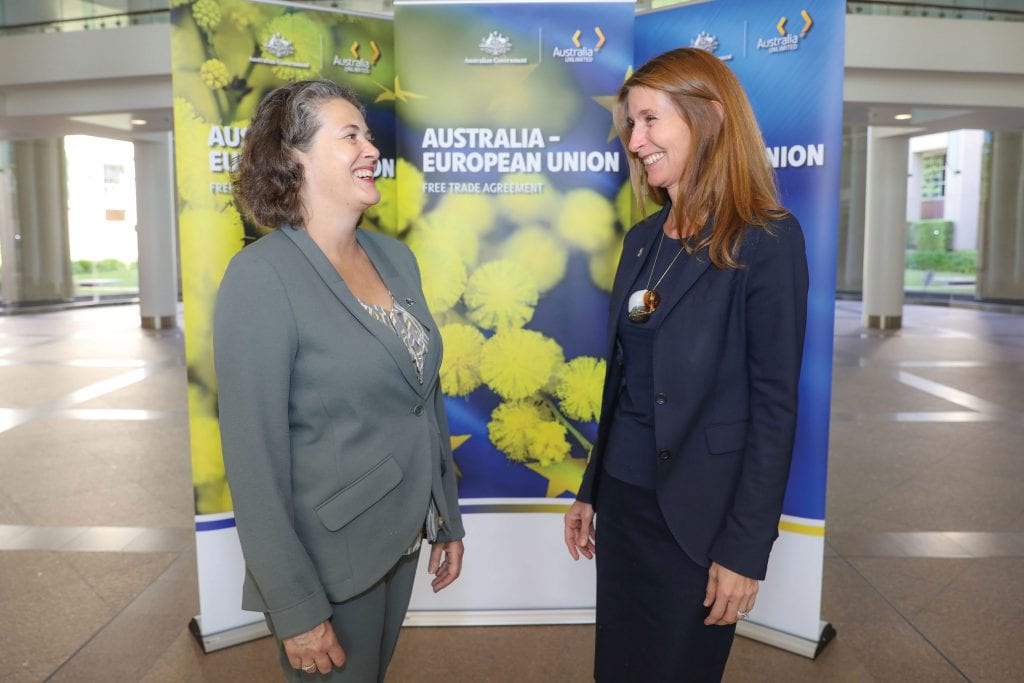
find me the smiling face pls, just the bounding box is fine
[625,86,694,208]
[295,97,380,224]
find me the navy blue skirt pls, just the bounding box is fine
[594,470,736,682]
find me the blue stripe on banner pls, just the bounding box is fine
[196,517,236,532]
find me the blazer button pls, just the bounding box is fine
[414,405,424,416]
[655,393,667,405]
[657,449,671,461]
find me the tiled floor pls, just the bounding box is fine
[0,300,1021,682]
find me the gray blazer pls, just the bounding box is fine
[214,226,465,640]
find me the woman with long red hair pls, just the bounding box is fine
[564,47,808,681]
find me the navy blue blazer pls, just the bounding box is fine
[577,204,808,581]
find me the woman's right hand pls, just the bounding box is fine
[563,500,596,560]
[283,620,346,675]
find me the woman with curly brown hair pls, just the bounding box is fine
[215,79,464,682]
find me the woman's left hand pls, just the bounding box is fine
[428,540,464,593]
[703,561,758,626]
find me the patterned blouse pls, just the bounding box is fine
[358,296,429,384]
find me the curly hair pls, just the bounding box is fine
[233,79,365,228]
[614,48,787,269]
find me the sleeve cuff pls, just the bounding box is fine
[266,588,333,641]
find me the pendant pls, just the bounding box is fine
[627,289,660,323]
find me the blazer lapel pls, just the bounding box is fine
[280,226,428,396]
[652,216,715,321]
[357,230,441,398]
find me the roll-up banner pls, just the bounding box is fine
[636,0,843,656]
[169,0,396,651]
[393,0,635,623]
[172,0,838,656]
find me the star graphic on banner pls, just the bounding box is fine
[450,434,470,480]
[592,66,633,142]
[372,76,426,104]
[524,457,587,498]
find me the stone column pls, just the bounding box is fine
[837,125,867,293]
[134,133,179,329]
[0,139,74,306]
[862,127,910,330]
[976,132,1024,301]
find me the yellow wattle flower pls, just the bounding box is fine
[410,244,466,314]
[363,176,398,236]
[396,159,427,233]
[589,235,624,293]
[407,212,480,271]
[480,328,563,400]
[222,0,265,30]
[527,420,571,466]
[439,323,486,397]
[501,225,568,294]
[188,385,233,514]
[555,356,607,423]
[200,59,231,90]
[179,204,245,395]
[464,260,539,331]
[487,400,548,462]
[192,0,222,31]
[556,188,615,254]
[432,193,498,236]
[496,173,560,225]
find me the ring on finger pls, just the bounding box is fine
[302,663,316,672]
[737,610,749,619]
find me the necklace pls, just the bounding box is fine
[627,232,684,323]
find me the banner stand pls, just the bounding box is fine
[185,601,837,656]
[737,620,836,660]
[188,617,271,654]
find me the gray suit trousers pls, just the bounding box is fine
[274,551,420,682]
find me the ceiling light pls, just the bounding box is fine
[130,118,147,125]
[894,113,912,121]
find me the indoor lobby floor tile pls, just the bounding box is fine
[0,301,1021,682]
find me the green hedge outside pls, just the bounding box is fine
[73,259,134,274]
[907,219,954,251]
[905,249,977,274]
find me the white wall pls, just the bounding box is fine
[64,135,138,265]
[906,130,986,251]
[844,15,1024,110]
[0,23,171,129]
[949,130,985,252]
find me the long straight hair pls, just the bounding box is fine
[614,48,787,269]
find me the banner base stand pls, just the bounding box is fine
[404,608,596,627]
[185,610,836,659]
[189,616,271,653]
[737,619,836,659]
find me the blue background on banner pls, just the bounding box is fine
[636,0,844,521]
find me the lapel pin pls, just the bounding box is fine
[405,297,416,306]
[637,247,644,257]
